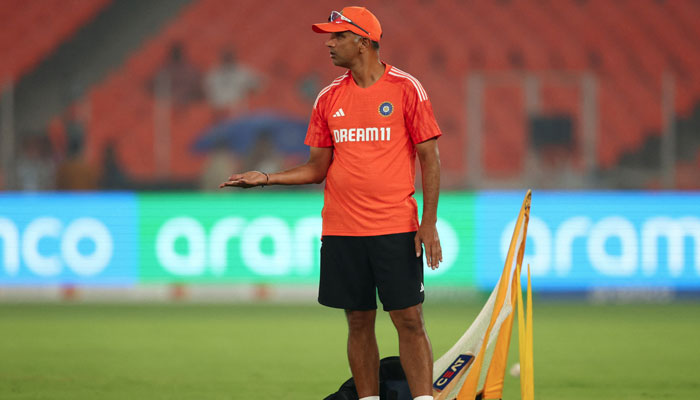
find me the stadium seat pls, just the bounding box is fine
[31,0,699,186]
[0,0,111,81]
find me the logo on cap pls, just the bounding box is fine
[378,101,393,117]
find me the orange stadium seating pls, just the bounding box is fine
[47,0,700,184]
[0,0,111,82]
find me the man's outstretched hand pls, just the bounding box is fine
[219,171,268,189]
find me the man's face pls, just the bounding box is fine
[326,31,361,68]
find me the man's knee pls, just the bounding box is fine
[389,305,425,335]
[345,309,376,333]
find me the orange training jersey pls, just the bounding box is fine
[305,64,442,236]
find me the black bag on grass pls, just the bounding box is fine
[323,356,412,400]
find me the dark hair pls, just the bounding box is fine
[353,32,380,50]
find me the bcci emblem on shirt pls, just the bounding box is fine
[378,101,394,116]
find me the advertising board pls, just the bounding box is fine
[0,193,137,285]
[138,192,476,285]
[1,191,698,291]
[476,192,700,290]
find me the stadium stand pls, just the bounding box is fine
[0,0,111,82]
[33,0,700,187]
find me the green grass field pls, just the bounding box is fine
[1,300,699,399]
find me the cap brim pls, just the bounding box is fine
[312,22,369,39]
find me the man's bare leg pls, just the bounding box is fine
[345,309,380,398]
[389,304,433,397]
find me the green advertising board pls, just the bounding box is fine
[138,192,476,285]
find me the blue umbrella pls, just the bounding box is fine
[192,111,309,155]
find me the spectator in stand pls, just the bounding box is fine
[56,136,97,190]
[243,129,282,175]
[204,48,261,119]
[199,138,239,191]
[14,134,55,191]
[100,142,130,190]
[152,42,203,107]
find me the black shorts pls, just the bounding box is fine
[318,232,424,312]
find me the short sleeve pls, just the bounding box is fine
[404,83,442,144]
[304,97,333,148]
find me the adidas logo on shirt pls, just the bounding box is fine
[332,108,345,118]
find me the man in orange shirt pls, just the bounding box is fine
[221,7,442,400]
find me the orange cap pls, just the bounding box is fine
[312,6,382,42]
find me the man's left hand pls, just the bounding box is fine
[415,223,442,270]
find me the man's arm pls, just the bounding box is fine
[414,138,442,269]
[219,146,333,188]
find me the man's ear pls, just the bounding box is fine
[359,37,370,53]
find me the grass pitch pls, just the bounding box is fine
[1,299,699,399]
